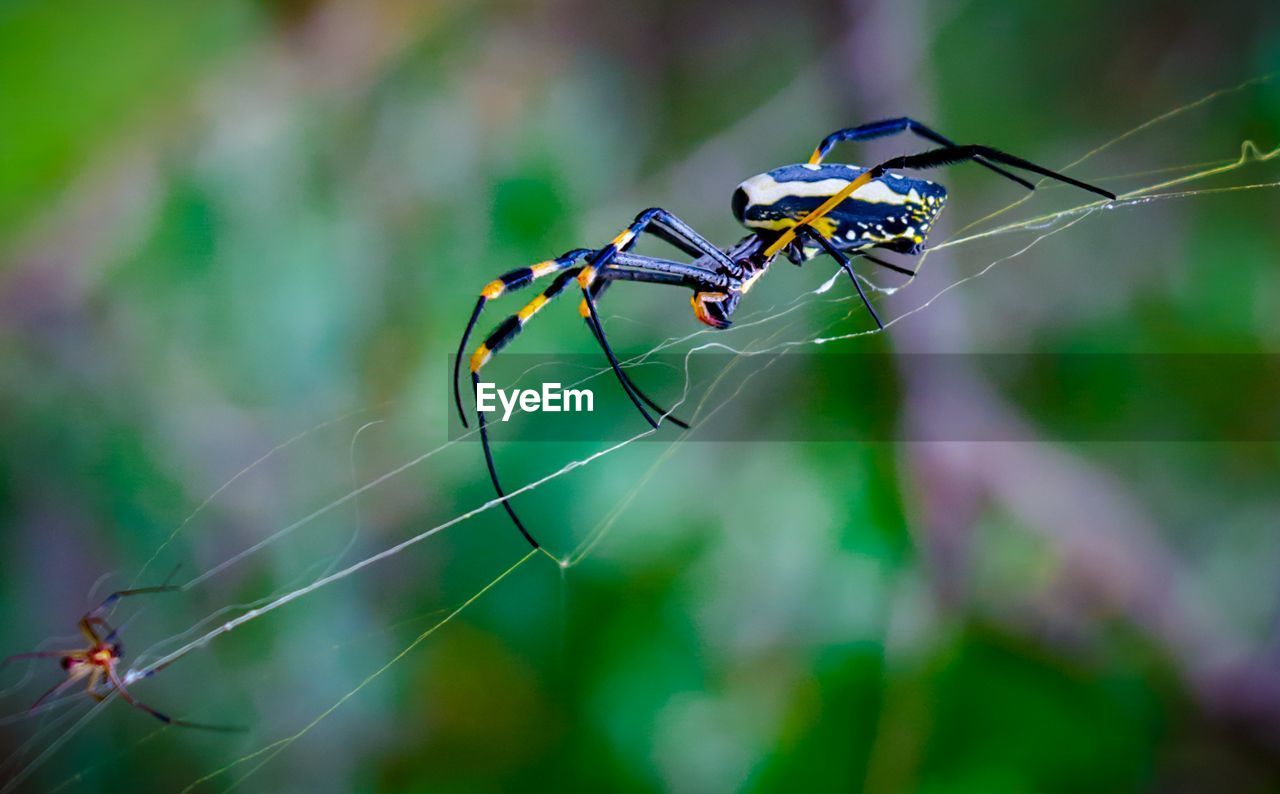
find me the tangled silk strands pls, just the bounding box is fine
[179,549,538,793]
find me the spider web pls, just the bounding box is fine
[2,73,1277,793]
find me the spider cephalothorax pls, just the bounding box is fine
[453,117,1115,549]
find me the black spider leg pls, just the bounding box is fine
[576,208,740,429]
[469,254,727,549]
[82,583,180,646]
[468,265,589,549]
[818,241,915,278]
[588,207,741,283]
[582,251,729,430]
[459,210,734,431]
[578,283,660,430]
[869,145,1116,200]
[454,248,594,427]
[101,663,245,732]
[472,371,539,549]
[796,226,883,330]
[582,275,689,430]
[853,250,915,278]
[809,117,1034,190]
[641,210,741,274]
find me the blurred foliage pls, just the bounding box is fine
[1,0,1279,791]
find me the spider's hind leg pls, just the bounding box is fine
[855,250,916,278]
[808,117,1033,189]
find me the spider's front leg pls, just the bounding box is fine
[575,207,740,427]
[455,249,593,426]
[464,213,731,550]
[465,256,700,550]
[574,207,739,296]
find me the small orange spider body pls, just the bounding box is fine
[3,582,240,730]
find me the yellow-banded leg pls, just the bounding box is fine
[574,208,738,429]
[574,207,740,299]
[465,263,689,430]
[467,267,585,378]
[455,249,592,426]
[464,208,733,549]
[467,260,706,550]
[468,266,587,549]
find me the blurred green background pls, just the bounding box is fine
[2,0,1279,791]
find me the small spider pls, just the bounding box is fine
[2,582,239,731]
[453,117,1116,549]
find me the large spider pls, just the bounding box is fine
[2,583,239,730]
[453,118,1115,549]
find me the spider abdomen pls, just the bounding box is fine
[732,163,947,256]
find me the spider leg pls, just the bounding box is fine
[79,617,104,645]
[455,248,594,427]
[471,371,536,548]
[1,651,82,667]
[808,117,1033,189]
[27,663,90,713]
[468,253,726,549]
[875,145,1116,198]
[470,208,728,429]
[638,209,740,274]
[28,677,83,713]
[819,242,916,278]
[578,254,732,429]
[578,285,660,429]
[84,578,183,625]
[469,267,590,549]
[582,278,689,430]
[577,208,739,291]
[80,583,180,647]
[574,208,740,427]
[105,666,243,732]
[797,226,883,329]
[84,667,103,700]
[853,250,915,278]
[469,268,586,383]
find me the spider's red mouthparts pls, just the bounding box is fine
[691,291,734,329]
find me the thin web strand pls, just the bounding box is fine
[178,548,539,793]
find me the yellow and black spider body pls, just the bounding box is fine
[454,117,1116,549]
[687,163,950,329]
[733,163,947,258]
